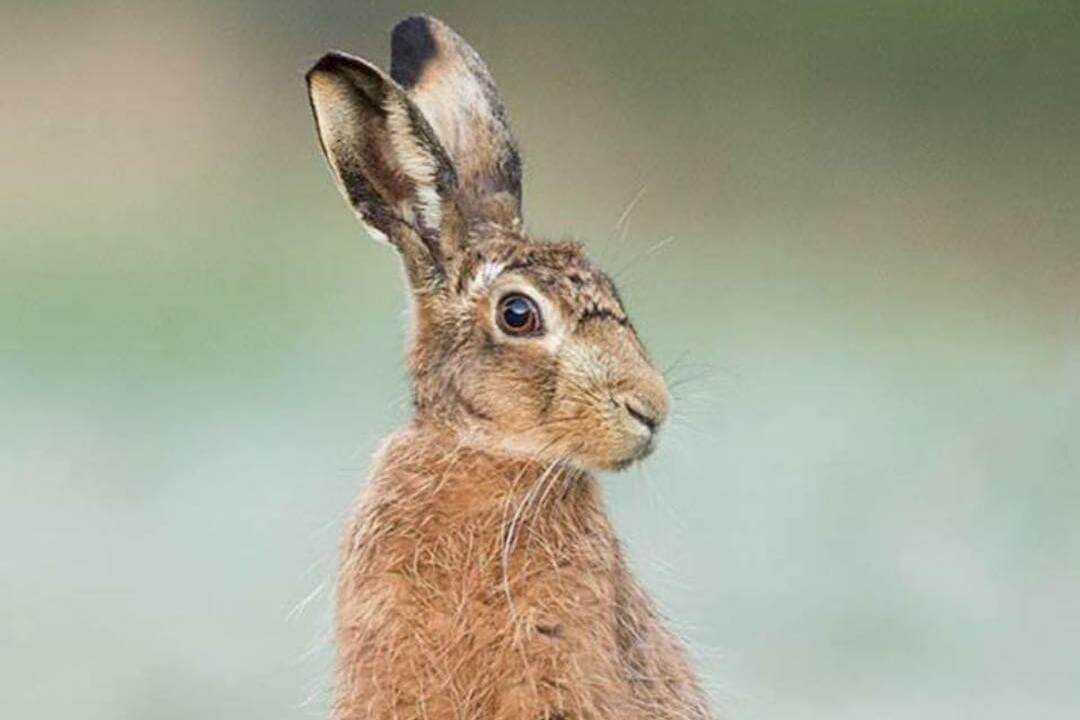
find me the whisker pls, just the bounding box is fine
[615,185,648,233]
[613,235,676,280]
[600,184,649,262]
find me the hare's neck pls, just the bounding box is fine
[366,425,609,539]
[350,426,618,617]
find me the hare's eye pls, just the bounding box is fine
[496,293,543,336]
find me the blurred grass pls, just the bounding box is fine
[1,2,1078,719]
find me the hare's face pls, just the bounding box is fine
[440,237,670,471]
[307,16,668,470]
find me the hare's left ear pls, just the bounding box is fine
[306,52,462,291]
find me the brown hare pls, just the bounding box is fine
[306,15,713,720]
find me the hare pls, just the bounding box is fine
[306,15,714,720]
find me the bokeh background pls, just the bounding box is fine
[3,1,1079,718]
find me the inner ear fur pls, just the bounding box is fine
[306,51,463,288]
[390,15,523,230]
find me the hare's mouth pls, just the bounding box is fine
[604,399,661,469]
[605,430,659,471]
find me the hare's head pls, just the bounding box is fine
[307,16,669,471]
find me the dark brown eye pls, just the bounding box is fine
[496,293,543,336]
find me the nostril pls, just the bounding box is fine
[623,400,658,433]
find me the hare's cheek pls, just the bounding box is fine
[521,356,559,414]
[496,347,558,407]
[466,365,546,429]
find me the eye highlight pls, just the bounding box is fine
[496,293,543,336]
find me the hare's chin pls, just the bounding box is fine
[593,434,658,472]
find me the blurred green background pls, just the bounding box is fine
[2,1,1079,718]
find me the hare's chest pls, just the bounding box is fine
[339,459,640,718]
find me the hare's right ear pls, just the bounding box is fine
[390,16,523,230]
[306,52,460,290]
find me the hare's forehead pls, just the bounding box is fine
[463,246,625,316]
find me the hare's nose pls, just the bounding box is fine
[617,389,669,436]
[617,364,671,432]
[622,399,660,434]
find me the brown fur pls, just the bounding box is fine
[306,15,713,720]
[335,430,711,720]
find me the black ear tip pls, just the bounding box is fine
[305,51,349,84]
[306,51,388,101]
[392,14,445,42]
[391,15,440,89]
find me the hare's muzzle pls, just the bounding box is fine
[605,363,670,466]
